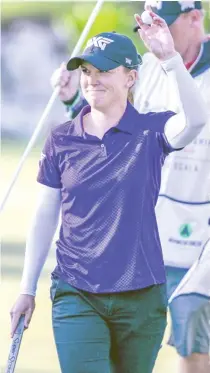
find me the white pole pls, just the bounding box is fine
[0,0,105,213]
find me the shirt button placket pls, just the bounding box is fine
[101,143,107,157]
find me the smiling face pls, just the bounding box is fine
[80,63,137,111]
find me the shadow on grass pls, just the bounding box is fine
[2,241,25,255]
[1,241,49,278]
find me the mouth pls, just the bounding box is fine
[86,90,105,93]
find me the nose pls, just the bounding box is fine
[87,71,99,85]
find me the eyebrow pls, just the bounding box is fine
[80,64,114,74]
[80,65,100,73]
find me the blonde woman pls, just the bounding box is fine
[10,10,207,373]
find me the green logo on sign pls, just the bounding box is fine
[179,224,192,238]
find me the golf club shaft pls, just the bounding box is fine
[5,315,25,373]
[0,0,104,213]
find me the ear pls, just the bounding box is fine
[188,9,202,27]
[127,70,138,88]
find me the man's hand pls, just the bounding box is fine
[134,6,177,61]
[10,294,35,337]
[51,62,80,102]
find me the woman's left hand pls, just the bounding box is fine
[134,6,177,61]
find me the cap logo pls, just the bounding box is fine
[125,58,132,65]
[178,1,195,11]
[145,0,163,10]
[86,36,114,51]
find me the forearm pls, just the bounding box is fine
[20,186,61,296]
[161,53,208,148]
[64,91,88,120]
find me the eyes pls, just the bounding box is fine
[80,66,89,74]
[80,66,109,75]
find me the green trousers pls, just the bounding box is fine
[50,277,167,373]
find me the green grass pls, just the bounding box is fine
[1,143,178,372]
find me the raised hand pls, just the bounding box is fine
[51,62,80,102]
[134,6,177,61]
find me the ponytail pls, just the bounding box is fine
[127,90,134,105]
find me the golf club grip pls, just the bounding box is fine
[5,315,25,373]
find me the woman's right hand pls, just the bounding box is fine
[51,62,80,102]
[10,294,36,337]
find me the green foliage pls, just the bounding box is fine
[1,1,210,55]
[203,2,210,32]
[66,2,146,54]
[1,1,147,54]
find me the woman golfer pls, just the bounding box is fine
[10,10,207,373]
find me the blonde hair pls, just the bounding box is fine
[128,90,134,105]
[123,66,136,106]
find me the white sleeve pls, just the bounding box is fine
[20,184,61,296]
[161,53,208,149]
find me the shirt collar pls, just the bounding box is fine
[72,105,90,137]
[72,101,139,137]
[116,101,139,134]
[189,39,210,77]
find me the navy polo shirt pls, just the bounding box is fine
[37,102,176,293]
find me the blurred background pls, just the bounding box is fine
[1,1,210,372]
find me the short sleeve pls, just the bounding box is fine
[37,132,62,188]
[145,111,178,155]
[145,111,176,133]
[157,132,178,155]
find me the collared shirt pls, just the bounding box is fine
[37,102,176,293]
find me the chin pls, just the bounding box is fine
[87,97,109,110]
